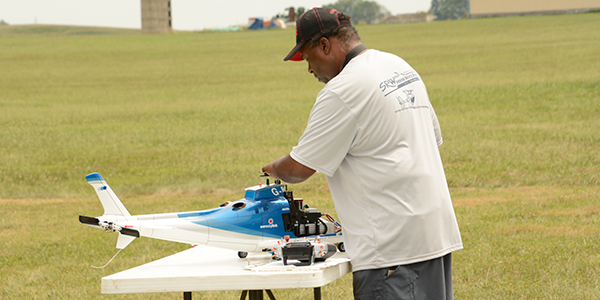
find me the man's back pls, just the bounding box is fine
[290,49,463,271]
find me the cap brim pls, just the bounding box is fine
[283,41,305,61]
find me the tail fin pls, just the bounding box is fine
[116,234,137,249]
[86,173,131,219]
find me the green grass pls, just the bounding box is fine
[1,13,599,299]
[453,186,600,299]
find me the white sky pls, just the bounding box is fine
[0,0,431,31]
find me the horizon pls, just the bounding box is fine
[0,0,431,31]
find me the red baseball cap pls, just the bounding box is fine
[284,7,352,61]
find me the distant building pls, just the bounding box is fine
[470,0,600,18]
[384,13,434,24]
[288,7,296,22]
[141,0,172,34]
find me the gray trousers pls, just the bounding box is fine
[353,253,454,300]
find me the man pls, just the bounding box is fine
[262,8,462,300]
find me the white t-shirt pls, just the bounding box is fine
[290,49,462,271]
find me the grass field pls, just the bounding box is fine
[1,12,599,299]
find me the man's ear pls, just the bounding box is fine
[319,37,331,55]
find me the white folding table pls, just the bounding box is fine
[102,245,351,299]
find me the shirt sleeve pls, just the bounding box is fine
[290,89,358,177]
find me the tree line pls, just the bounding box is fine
[285,0,469,24]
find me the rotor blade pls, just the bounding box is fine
[79,215,100,226]
[119,227,140,238]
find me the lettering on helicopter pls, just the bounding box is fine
[260,218,278,229]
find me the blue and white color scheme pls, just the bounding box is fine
[79,173,343,258]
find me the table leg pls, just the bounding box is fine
[184,291,192,300]
[314,287,321,300]
[248,290,264,300]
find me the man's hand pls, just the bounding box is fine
[262,155,315,184]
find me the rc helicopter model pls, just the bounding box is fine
[79,172,344,266]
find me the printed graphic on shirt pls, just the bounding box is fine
[379,70,420,97]
[395,89,429,113]
[399,89,415,105]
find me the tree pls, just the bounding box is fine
[354,1,387,24]
[323,0,390,24]
[297,7,306,16]
[430,0,469,20]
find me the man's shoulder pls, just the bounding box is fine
[325,50,408,95]
[358,49,404,62]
